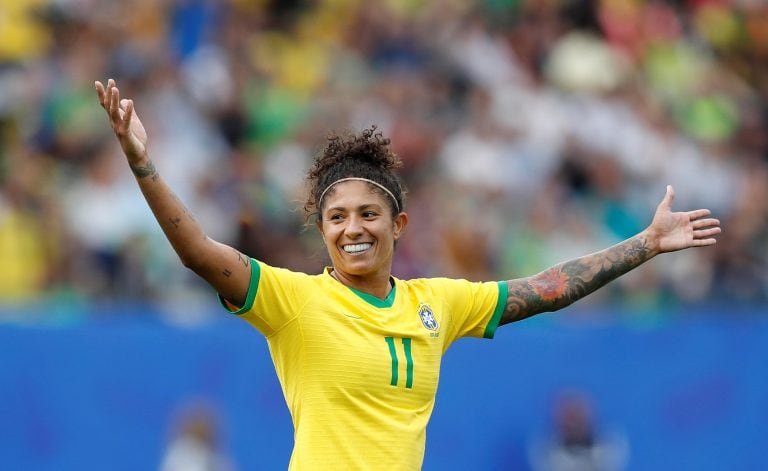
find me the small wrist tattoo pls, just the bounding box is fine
[130,160,157,180]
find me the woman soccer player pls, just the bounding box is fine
[95,79,720,470]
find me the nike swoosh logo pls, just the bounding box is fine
[343,313,362,319]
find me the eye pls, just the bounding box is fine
[363,211,378,219]
[329,213,344,221]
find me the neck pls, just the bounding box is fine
[330,268,392,300]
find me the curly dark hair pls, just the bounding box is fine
[304,126,406,219]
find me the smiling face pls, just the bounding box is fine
[318,180,407,283]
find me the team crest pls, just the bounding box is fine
[418,304,439,331]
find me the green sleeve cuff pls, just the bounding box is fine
[218,258,261,316]
[483,281,507,339]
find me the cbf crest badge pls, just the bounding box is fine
[418,304,439,331]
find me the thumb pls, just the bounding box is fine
[658,184,675,211]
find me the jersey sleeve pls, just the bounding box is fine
[434,278,507,345]
[218,259,313,337]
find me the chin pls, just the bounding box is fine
[341,265,374,277]
[336,259,376,276]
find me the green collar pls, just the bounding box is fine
[347,281,396,308]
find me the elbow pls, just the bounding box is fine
[178,254,195,270]
[178,251,204,272]
[174,237,214,271]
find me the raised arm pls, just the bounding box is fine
[500,186,721,325]
[95,79,250,306]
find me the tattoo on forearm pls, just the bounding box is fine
[129,160,158,181]
[234,249,249,268]
[169,216,181,228]
[170,192,198,223]
[501,236,652,324]
[223,268,232,277]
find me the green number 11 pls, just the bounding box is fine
[384,336,414,388]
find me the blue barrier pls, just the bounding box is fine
[1,304,766,470]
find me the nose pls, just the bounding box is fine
[344,214,364,238]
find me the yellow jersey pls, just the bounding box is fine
[224,259,507,470]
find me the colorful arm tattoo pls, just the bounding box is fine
[501,234,654,325]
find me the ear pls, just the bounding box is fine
[315,218,325,239]
[392,211,408,240]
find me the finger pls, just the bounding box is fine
[658,184,675,211]
[693,227,721,238]
[106,79,115,104]
[95,81,106,108]
[108,85,117,118]
[692,238,717,247]
[106,79,117,112]
[109,86,125,126]
[692,217,720,229]
[120,99,134,134]
[687,209,711,221]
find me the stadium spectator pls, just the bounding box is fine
[528,390,629,471]
[160,400,237,471]
[0,0,765,310]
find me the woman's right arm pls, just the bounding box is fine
[95,79,251,307]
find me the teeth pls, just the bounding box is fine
[343,243,372,254]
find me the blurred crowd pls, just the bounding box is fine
[1,0,766,315]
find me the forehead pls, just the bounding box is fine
[322,180,388,209]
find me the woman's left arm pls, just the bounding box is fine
[499,185,721,325]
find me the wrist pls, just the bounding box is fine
[126,148,150,165]
[640,228,662,258]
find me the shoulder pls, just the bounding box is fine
[257,260,326,281]
[397,276,501,301]
[397,276,476,288]
[254,260,331,300]
[395,276,471,296]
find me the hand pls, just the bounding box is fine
[647,185,721,253]
[95,79,148,163]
